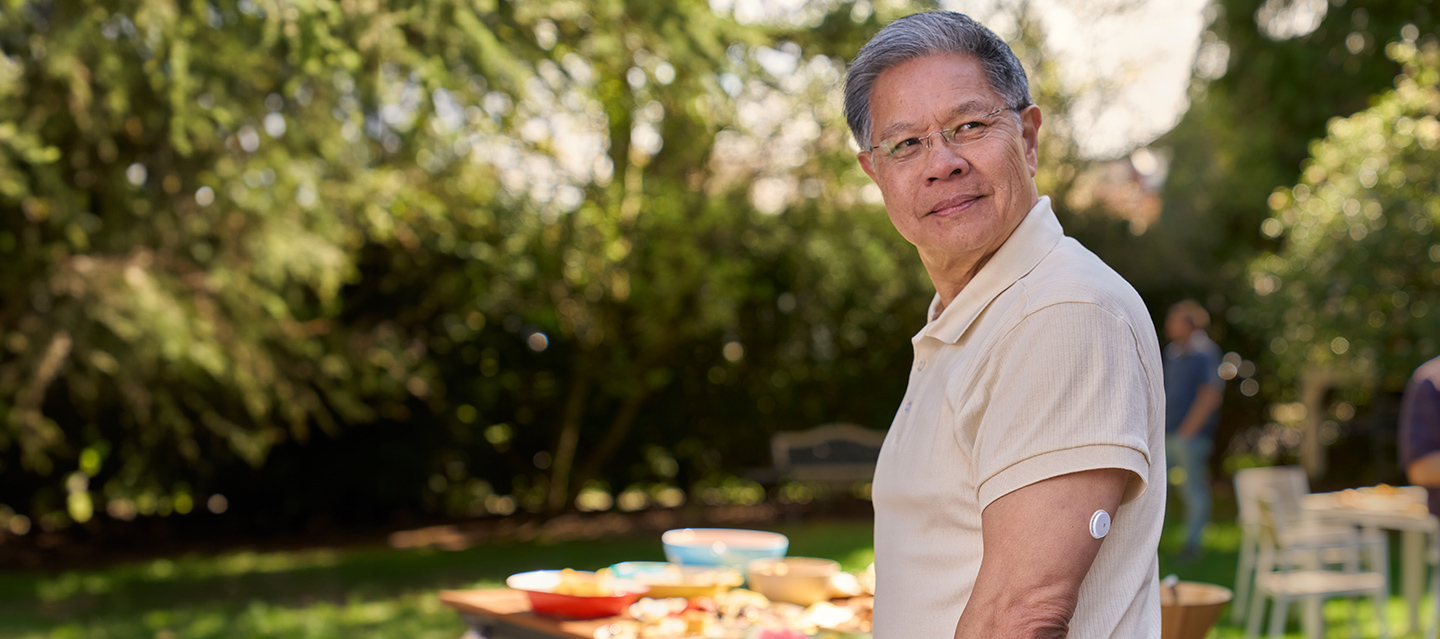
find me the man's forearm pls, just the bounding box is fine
[953,578,1074,638]
[1408,451,1440,487]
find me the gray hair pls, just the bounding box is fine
[843,11,1032,149]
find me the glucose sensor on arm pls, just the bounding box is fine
[1089,510,1111,539]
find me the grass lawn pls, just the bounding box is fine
[0,497,1431,639]
[0,520,874,639]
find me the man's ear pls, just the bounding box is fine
[858,150,878,183]
[1020,105,1042,177]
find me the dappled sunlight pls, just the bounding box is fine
[29,592,459,639]
[3,521,876,637]
[36,550,344,602]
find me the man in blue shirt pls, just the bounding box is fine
[1163,300,1224,560]
[1400,355,1440,518]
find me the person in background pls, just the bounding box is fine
[1162,299,1224,561]
[1400,355,1440,517]
[847,10,1166,638]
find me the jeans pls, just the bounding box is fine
[1166,434,1213,553]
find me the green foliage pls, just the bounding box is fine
[1154,0,1437,299]
[1241,41,1440,398]
[1141,0,1439,470]
[0,0,1120,531]
[0,0,548,525]
[0,0,933,527]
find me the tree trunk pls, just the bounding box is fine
[572,387,650,492]
[547,359,592,514]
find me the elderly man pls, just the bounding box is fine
[844,11,1166,639]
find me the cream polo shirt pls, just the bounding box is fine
[871,196,1166,638]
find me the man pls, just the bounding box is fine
[1162,299,1224,562]
[1400,355,1440,518]
[844,11,1166,638]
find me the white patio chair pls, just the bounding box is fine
[1429,528,1439,639]
[1245,492,1390,639]
[1232,466,1376,626]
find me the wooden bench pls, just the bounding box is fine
[754,423,886,495]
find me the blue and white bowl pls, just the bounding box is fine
[660,528,789,569]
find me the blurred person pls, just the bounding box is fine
[1162,299,1224,562]
[845,11,1165,638]
[1400,355,1440,518]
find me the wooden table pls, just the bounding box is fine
[1301,486,1438,634]
[439,589,623,639]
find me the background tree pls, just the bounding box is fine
[1241,39,1440,410]
[0,0,558,530]
[0,0,1172,536]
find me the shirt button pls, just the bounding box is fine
[916,360,926,371]
[904,401,913,413]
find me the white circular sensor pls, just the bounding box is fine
[1089,509,1111,539]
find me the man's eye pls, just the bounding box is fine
[888,138,922,155]
[955,120,987,132]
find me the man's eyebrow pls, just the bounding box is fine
[944,100,996,119]
[874,120,917,144]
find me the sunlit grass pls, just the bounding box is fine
[0,520,875,639]
[0,512,1429,638]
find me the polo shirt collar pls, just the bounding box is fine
[918,196,1064,345]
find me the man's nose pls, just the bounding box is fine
[922,139,971,182]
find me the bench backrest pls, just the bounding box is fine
[771,423,886,484]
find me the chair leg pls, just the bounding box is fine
[1270,595,1290,639]
[1429,537,1439,639]
[1429,561,1439,639]
[1374,585,1390,639]
[1348,596,1360,639]
[1302,595,1324,639]
[1235,534,1257,624]
[1246,589,1267,639]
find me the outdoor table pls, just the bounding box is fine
[440,588,618,639]
[440,588,874,639]
[1301,485,1438,634]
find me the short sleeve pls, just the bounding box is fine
[1198,345,1225,391]
[974,302,1155,509]
[1400,370,1440,467]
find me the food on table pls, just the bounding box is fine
[608,561,744,598]
[593,585,874,638]
[857,563,875,596]
[555,568,616,597]
[506,569,649,620]
[828,571,864,598]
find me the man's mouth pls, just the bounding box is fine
[928,194,982,217]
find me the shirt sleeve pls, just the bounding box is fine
[1197,344,1224,391]
[1400,369,1440,468]
[973,302,1156,510]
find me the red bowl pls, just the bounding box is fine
[506,570,649,619]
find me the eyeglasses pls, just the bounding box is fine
[868,107,1015,166]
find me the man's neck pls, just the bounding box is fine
[1173,330,1199,352]
[926,250,996,320]
[921,194,1041,320]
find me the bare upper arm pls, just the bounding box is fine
[954,467,1132,639]
[1408,451,1440,487]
